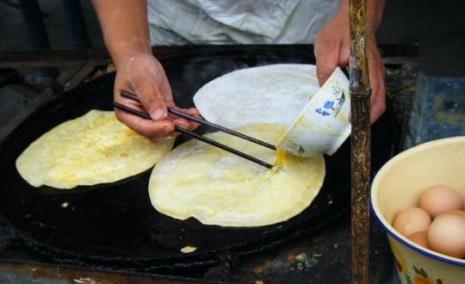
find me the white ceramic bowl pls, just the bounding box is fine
[371,136,465,283]
[277,67,351,156]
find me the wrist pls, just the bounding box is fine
[110,38,152,69]
[334,0,349,24]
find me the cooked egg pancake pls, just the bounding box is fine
[16,110,174,189]
[149,124,325,227]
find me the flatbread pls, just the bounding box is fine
[193,64,319,128]
[16,110,174,189]
[149,124,325,227]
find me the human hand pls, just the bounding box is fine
[314,16,386,123]
[113,53,199,137]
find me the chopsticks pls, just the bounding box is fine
[120,91,276,151]
[113,91,275,169]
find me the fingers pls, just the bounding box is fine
[114,54,202,137]
[185,107,200,117]
[183,108,200,130]
[171,107,200,130]
[115,89,198,136]
[315,18,350,86]
[316,39,386,124]
[315,39,340,86]
[114,72,174,137]
[370,81,386,124]
[115,108,175,137]
[114,93,175,136]
[338,38,351,66]
[125,54,174,120]
[156,64,175,107]
[367,45,386,124]
[134,81,168,120]
[172,118,190,129]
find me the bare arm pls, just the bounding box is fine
[92,0,197,136]
[92,0,151,68]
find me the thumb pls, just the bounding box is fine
[135,82,168,121]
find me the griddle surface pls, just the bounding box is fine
[0,50,358,271]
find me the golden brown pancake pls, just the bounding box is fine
[16,110,174,189]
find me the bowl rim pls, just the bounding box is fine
[371,136,465,267]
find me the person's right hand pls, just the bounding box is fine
[113,53,198,137]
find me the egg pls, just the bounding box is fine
[448,210,465,220]
[428,213,465,258]
[408,231,429,248]
[393,207,431,237]
[419,185,463,217]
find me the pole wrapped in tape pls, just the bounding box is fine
[349,0,371,283]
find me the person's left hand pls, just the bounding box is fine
[314,16,386,123]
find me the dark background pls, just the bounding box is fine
[0,0,465,76]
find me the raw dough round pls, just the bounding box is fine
[193,64,319,128]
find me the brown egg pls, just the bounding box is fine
[393,207,431,237]
[428,213,465,258]
[448,210,465,220]
[419,185,463,217]
[408,231,429,248]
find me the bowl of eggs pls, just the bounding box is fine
[371,136,465,283]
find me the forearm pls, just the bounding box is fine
[92,0,151,68]
[334,0,386,32]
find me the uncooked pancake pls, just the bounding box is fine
[16,110,174,189]
[149,124,325,227]
[193,64,319,128]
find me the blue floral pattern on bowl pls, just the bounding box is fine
[314,85,345,117]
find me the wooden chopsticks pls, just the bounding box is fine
[113,91,275,169]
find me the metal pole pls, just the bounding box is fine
[349,0,372,283]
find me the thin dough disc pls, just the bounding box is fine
[193,64,319,128]
[16,110,174,189]
[149,124,325,227]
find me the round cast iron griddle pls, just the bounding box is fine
[0,49,352,271]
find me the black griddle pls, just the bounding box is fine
[0,47,395,274]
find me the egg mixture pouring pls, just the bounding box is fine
[149,124,325,227]
[16,110,174,189]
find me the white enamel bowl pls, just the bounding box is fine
[371,136,465,283]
